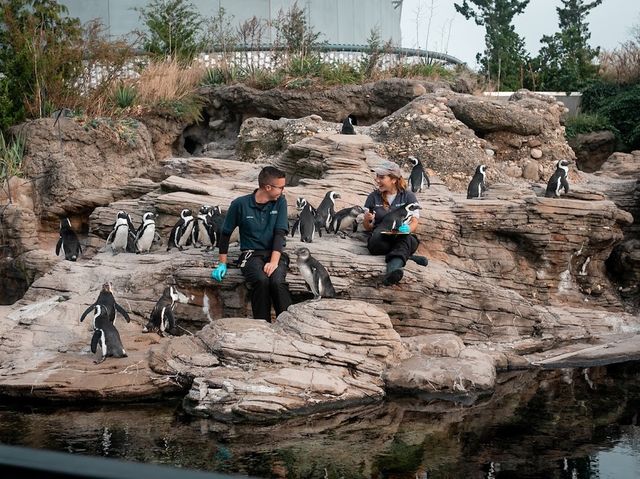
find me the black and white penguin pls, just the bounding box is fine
[466,164,488,199]
[295,247,336,300]
[192,205,216,250]
[105,211,132,255]
[292,201,318,242]
[408,156,430,193]
[79,282,131,325]
[142,286,181,336]
[207,206,225,250]
[134,212,159,254]
[332,205,365,234]
[340,115,356,135]
[167,209,195,251]
[315,191,341,233]
[545,160,571,198]
[55,217,82,261]
[90,304,127,364]
[379,202,422,232]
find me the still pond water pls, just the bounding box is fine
[1,363,639,479]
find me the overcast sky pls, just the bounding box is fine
[400,0,640,66]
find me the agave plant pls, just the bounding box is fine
[113,83,137,109]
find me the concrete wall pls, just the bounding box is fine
[59,0,402,46]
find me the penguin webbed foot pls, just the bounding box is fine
[94,356,106,364]
[312,295,321,301]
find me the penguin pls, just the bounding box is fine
[105,211,132,255]
[295,247,336,300]
[292,201,318,243]
[408,156,430,193]
[315,190,341,233]
[332,205,365,234]
[207,205,225,249]
[192,205,216,250]
[340,115,356,135]
[466,164,488,199]
[134,212,160,254]
[167,208,195,251]
[142,285,181,336]
[379,202,422,232]
[545,160,571,198]
[79,282,131,325]
[90,304,127,364]
[125,212,138,253]
[55,217,82,261]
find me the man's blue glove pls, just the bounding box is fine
[398,224,411,234]
[211,263,227,282]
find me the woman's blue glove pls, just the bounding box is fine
[397,224,411,234]
[211,263,227,282]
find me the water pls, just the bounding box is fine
[1,363,639,478]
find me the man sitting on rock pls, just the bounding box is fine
[211,166,292,321]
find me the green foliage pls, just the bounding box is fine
[287,54,323,77]
[0,131,25,181]
[203,7,238,52]
[564,113,617,138]
[0,0,83,126]
[320,62,363,85]
[390,62,454,79]
[454,0,530,91]
[136,0,204,62]
[113,84,137,108]
[155,97,204,123]
[581,80,621,113]
[273,1,323,58]
[534,0,602,92]
[360,27,384,79]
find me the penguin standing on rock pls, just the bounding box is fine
[79,282,131,325]
[105,211,132,255]
[340,115,357,135]
[134,212,160,254]
[315,191,341,233]
[56,218,82,261]
[192,205,216,250]
[167,209,195,251]
[295,247,336,300]
[332,206,365,234]
[408,156,430,192]
[143,286,181,336]
[89,304,127,364]
[292,198,319,242]
[545,160,571,197]
[467,165,488,199]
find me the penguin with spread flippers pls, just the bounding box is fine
[105,211,132,255]
[56,217,82,261]
[79,282,131,325]
[545,160,571,198]
[295,247,336,300]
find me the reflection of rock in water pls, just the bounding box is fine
[1,364,639,478]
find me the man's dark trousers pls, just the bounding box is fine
[239,251,291,321]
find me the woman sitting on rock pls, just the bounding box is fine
[363,161,428,285]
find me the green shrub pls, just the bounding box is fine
[319,62,363,85]
[581,80,622,113]
[287,54,323,77]
[0,131,25,181]
[597,83,640,149]
[113,84,137,108]
[564,113,618,139]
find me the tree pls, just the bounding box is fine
[136,0,204,62]
[534,0,602,92]
[454,0,530,91]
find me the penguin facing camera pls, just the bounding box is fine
[143,285,181,336]
[466,164,488,199]
[79,282,131,325]
[379,202,422,232]
[167,208,195,251]
[192,205,216,250]
[105,211,133,255]
[295,247,336,300]
[89,304,127,364]
[340,114,357,135]
[332,205,365,236]
[56,217,82,261]
[207,205,225,250]
[545,160,571,198]
[292,199,319,242]
[315,190,341,233]
[134,212,160,254]
[408,156,430,193]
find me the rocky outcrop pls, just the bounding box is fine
[569,130,618,173]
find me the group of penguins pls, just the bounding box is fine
[78,282,183,363]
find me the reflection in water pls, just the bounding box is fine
[1,363,639,478]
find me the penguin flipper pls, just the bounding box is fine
[166,308,177,332]
[561,177,570,194]
[351,220,358,233]
[291,218,300,237]
[90,329,102,354]
[55,238,62,256]
[114,302,131,323]
[79,303,95,323]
